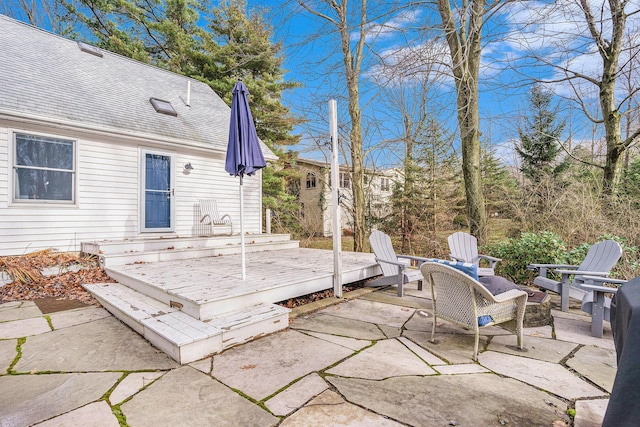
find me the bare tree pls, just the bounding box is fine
[369,40,454,252]
[435,0,509,242]
[296,0,370,252]
[1,0,64,31]
[508,0,640,194]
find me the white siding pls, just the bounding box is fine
[0,124,262,256]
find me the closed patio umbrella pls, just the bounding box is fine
[225,79,266,280]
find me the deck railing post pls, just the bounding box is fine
[265,208,272,234]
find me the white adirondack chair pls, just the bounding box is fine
[421,262,528,361]
[447,232,501,276]
[198,199,233,236]
[528,240,622,312]
[368,230,429,297]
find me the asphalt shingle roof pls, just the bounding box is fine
[0,15,274,158]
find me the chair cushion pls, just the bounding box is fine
[479,276,520,295]
[428,259,479,281]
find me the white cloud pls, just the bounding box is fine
[350,9,423,43]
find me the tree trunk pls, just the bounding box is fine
[337,0,367,253]
[457,77,487,241]
[580,0,627,194]
[437,0,488,243]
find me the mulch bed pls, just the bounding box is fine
[276,280,368,309]
[0,250,111,306]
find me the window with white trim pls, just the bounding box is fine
[306,172,316,189]
[381,178,390,191]
[339,172,351,188]
[13,133,75,202]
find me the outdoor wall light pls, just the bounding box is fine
[184,162,194,171]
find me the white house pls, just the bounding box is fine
[292,158,402,236]
[0,15,275,256]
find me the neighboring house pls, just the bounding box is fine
[291,158,402,237]
[0,15,275,256]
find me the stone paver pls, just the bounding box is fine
[211,329,354,401]
[0,316,51,339]
[33,401,119,427]
[318,299,415,328]
[109,372,165,405]
[189,357,212,374]
[1,287,619,427]
[360,290,432,310]
[567,345,617,392]
[327,338,436,379]
[291,312,386,340]
[397,336,447,365]
[0,372,120,427]
[14,317,178,372]
[524,324,554,339]
[0,339,17,372]
[48,306,111,330]
[121,366,278,427]
[489,334,578,363]
[265,373,328,416]
[280,389,405,426]
[479,351,607,400]
[378,324,402,338]
[575,399,609,427]
[434,364,491,375]
[404,311,511,336]
[303,331,371,351]
[0,301,42,322]
[329,374,567,426]
[553,311,615,350]
[403,329,488,364]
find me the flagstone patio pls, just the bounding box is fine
[0,282,616,426]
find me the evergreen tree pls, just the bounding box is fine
[516,84,567,183]
[58,0,300,228]
[481,143,518,218]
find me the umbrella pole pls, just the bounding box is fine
[240,175,246,280]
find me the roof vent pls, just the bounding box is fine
[150,98,178,116]
[77,41,103,58]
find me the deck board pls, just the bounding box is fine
[109,248,379,305]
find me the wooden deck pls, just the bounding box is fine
[105,248,380,320]
[84,240,382,364]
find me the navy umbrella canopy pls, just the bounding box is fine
[225,80,266,178]
[225,80,267,280]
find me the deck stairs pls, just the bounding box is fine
[81,235,381,365]
[82,233,298,268]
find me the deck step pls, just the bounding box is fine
[206,303,290,349]
[84,282,289,364]
[82,234,294,256]
[97,240,299,268]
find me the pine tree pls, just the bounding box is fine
[58,0,300,227]
[516,84,567,183]
[481,143,517,218]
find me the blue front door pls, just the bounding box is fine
[143,152,173,230]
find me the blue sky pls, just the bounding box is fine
[4,0,635,169]
[248,0,640,169]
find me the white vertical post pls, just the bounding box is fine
[240,176,246,280]
[330,99,342,298]
[265,208,272,234]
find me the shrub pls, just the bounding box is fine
[484,232,640,284]
[483,231,569,284]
